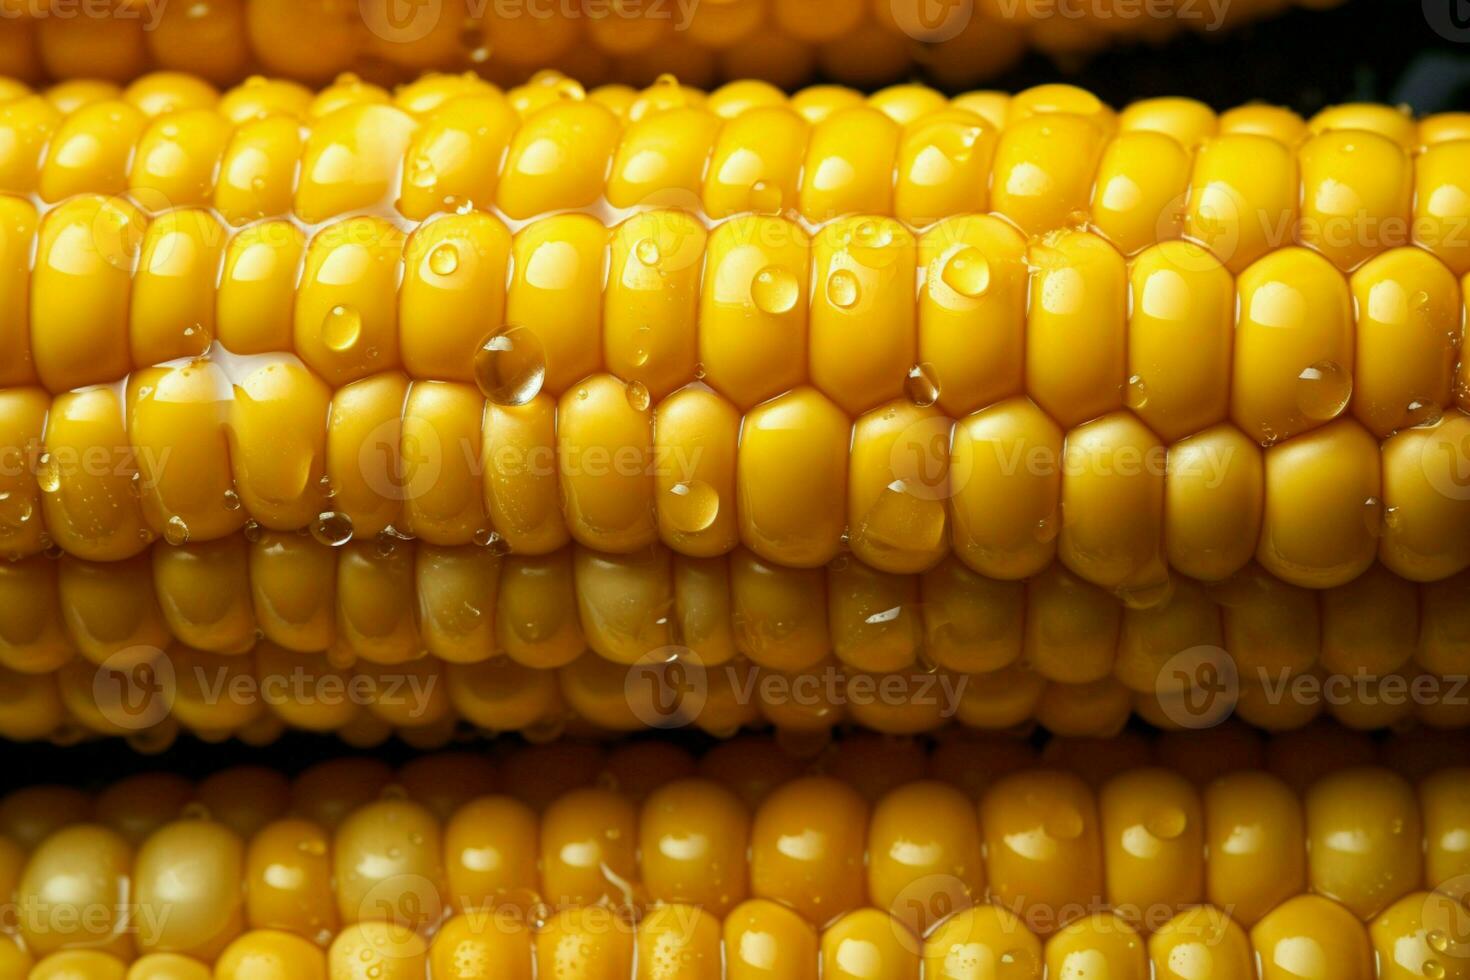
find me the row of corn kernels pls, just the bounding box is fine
[0,0,1346,91]
[3,534,1468,682]
[3,73,1470,255]
[0,749,1466,976]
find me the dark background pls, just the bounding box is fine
[5,0,1464,791]
[988,0,1470,114]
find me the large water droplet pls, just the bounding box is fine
[1296,359,1352,421]
[905,363,940,407]
[751,265,798,314]
[859,480,946,553]
[1405,399,1443,428]
[163,515,190,546]
[941,246,991,298]
[35,453,60,494]
[242,518,262,542]
[626,381,651,412]
[826,269,860,309]
[473,526,511,556]
[322,305,363,353]
[1125,374,1149,411]
[222,488,242,511]
[665,481,719,534]
[635,237,661,267]
[474,326,546,406]
[428,242,459,276]
[311,511,354,547]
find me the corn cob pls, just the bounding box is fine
[0,0,1346,93]
[1,524,1468,742]
[2,77,1469,607]
[0,749,1467,978]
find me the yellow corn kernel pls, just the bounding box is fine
[481,393,569,556]
[1231,246,1354,446]
[131,108,230,207]
[41,385,152,561]
[752,777,868,923]
[294,103,417,224]
[506,213,606,396]
[894,109,996,225]
[605,211,705,401]
[496,550,585,670]
[214,115,302,224]
[1297,129,1411,272]
[1149,906,1253,980]
[949,397,1064,580]
[990,112,1105,237]
[294,218,403,387]
[134,819,247,959]
[654,387,740,557]
[398,94,518,221]
[400,213,512,384]
[1022,564,1120,684]
[1059,411,1168,599]
[730,550,829,672]
[557,374,656,553]
[0,95,60,196]
[1257,418,1381,588]
[1251,894,1374,980]
[737,387,849,568]
[1204,770,1306,925]
[1351,247,1460,438]
[981,769,1103,932]
[0,196,38,388]
[1127,242,1235,442]
[335,541,420,665]
[416,545,500,664]
[1025,229,1127,428]
[1091,131,1191,255]
[702,105,807,218]
[799,106,898,220]
[39,100,145,202]
[215,223,305,355]
[698,215,810,410]
[1413,139,1470,276]
[215,930,327,980]
[1186,133,1298,274]
[31,195,143,393]
[1046,912,1147,980]
[497,100,619,219]
[917,215,1028,417]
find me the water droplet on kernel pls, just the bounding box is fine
[242,518,262,542]
[322,305,363,353]
[1296,360,1352,421]
[36,453,60,494]
[751,265,798,314]
[1428,931,1450,953]
[222,488,241,511]
[827,269,860,309]
[163,515,190,546]
[1406,399,1443,428]
[474,326,546,406]
[428,242,459,276]
[635,238,661,266]
[942,246,991,298]
[631,347,650,368]
[1125,374,1149,411]
[311,511,354,547]
[473,527,511,556]
[626,381,651,412]
[1363,496,1385,538]
[905,363,940,407]
[1425,961,1445,979]
[1384,505,1402,530]
[1145,807,1187,839]
[665,481,719,534]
